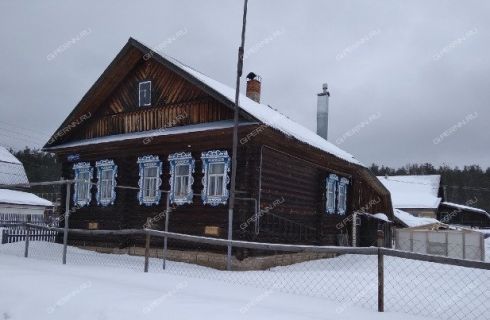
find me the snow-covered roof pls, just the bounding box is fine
[45,120,257,150]
[372,213,390,222]
[441,202,490,217]
[0,146,29,185]
[158,51,363,166]
[377,175,442,209]
[0,189,53,207]
[394,209,442,228]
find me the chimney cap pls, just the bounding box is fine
[247,72,261,81]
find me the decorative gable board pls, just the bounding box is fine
[50,55,237,146]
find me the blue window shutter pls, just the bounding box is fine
[168,152,195,205]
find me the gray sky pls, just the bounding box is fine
[0,0,488,168]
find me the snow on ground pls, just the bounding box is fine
[0,253,431,320]
[486,238,490,262]
[1,241,489,320]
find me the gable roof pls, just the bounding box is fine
[377,175,442,209]
[43,38,362,167]
[441,202,490,218]
[0,146,29,185]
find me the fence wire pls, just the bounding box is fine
[0,223,489,320]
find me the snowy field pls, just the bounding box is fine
[1,241,489,320]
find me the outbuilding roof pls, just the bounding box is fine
[377,175,442,209]
[0,146,29,185]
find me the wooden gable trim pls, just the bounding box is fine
[44,38,257,149]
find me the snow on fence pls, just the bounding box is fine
[395,228,485,261]
[0,223,489,320]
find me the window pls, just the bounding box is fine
[326,174,338,214]
[137,155,162,206]
[96,159,117,206]
[208,163,225,196]
[168,152,195,205]
[73,162,93,207]
[201,150,230,206]
[139,81,151,107]
[326,174,349,215]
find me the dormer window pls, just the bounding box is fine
[139,81,151,107]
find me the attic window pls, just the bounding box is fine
[139,81,151,107]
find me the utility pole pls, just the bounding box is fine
[227,0,249,271]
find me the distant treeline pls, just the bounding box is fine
[9,148,490,213]
[370,163,490,212]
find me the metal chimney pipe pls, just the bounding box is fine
[317,83,330,140]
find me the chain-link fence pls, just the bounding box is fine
[0,221,489,320]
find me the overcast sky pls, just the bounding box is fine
[0,0,488,168]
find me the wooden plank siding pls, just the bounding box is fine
[47,39,393,250]
[68,60,234,142]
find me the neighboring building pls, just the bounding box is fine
[393,208,446,229]
[43,38,393,250]
[438,202,490,229]
[377,175,442,218]
[0,146,53,224]
[379,174,490,230]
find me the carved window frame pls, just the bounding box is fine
[137,155,162,206]
[168,152,195,205]
[201,150,230,206]
[95,159,117,206]
[338,177,350,215]
[326,174,338,214]
[73,162,93,207]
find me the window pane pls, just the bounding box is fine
[209,163,225,174]
[215,176,224,196]
[208,176,216,195]
[139,81,151,106]
[176,165,188,176]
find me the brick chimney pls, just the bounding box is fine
[246,72,261,103]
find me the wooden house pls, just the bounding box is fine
[438,202,490,229]
[43,38,393,250]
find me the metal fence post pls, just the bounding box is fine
[24,215,31,258]
[62,182,71,265]
[144,217,151,273]
[163,194,170,270]
[377,229,385,312]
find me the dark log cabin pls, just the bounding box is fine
[43,38,393,251]
[438,202,490,229]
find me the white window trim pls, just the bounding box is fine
[73,162,93,207]
[201,150,230,206]
[338,177,350,215]
[168,152,195,206]
[137,155,162,206]
[138,81,152,107]
[95,159,117,206]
